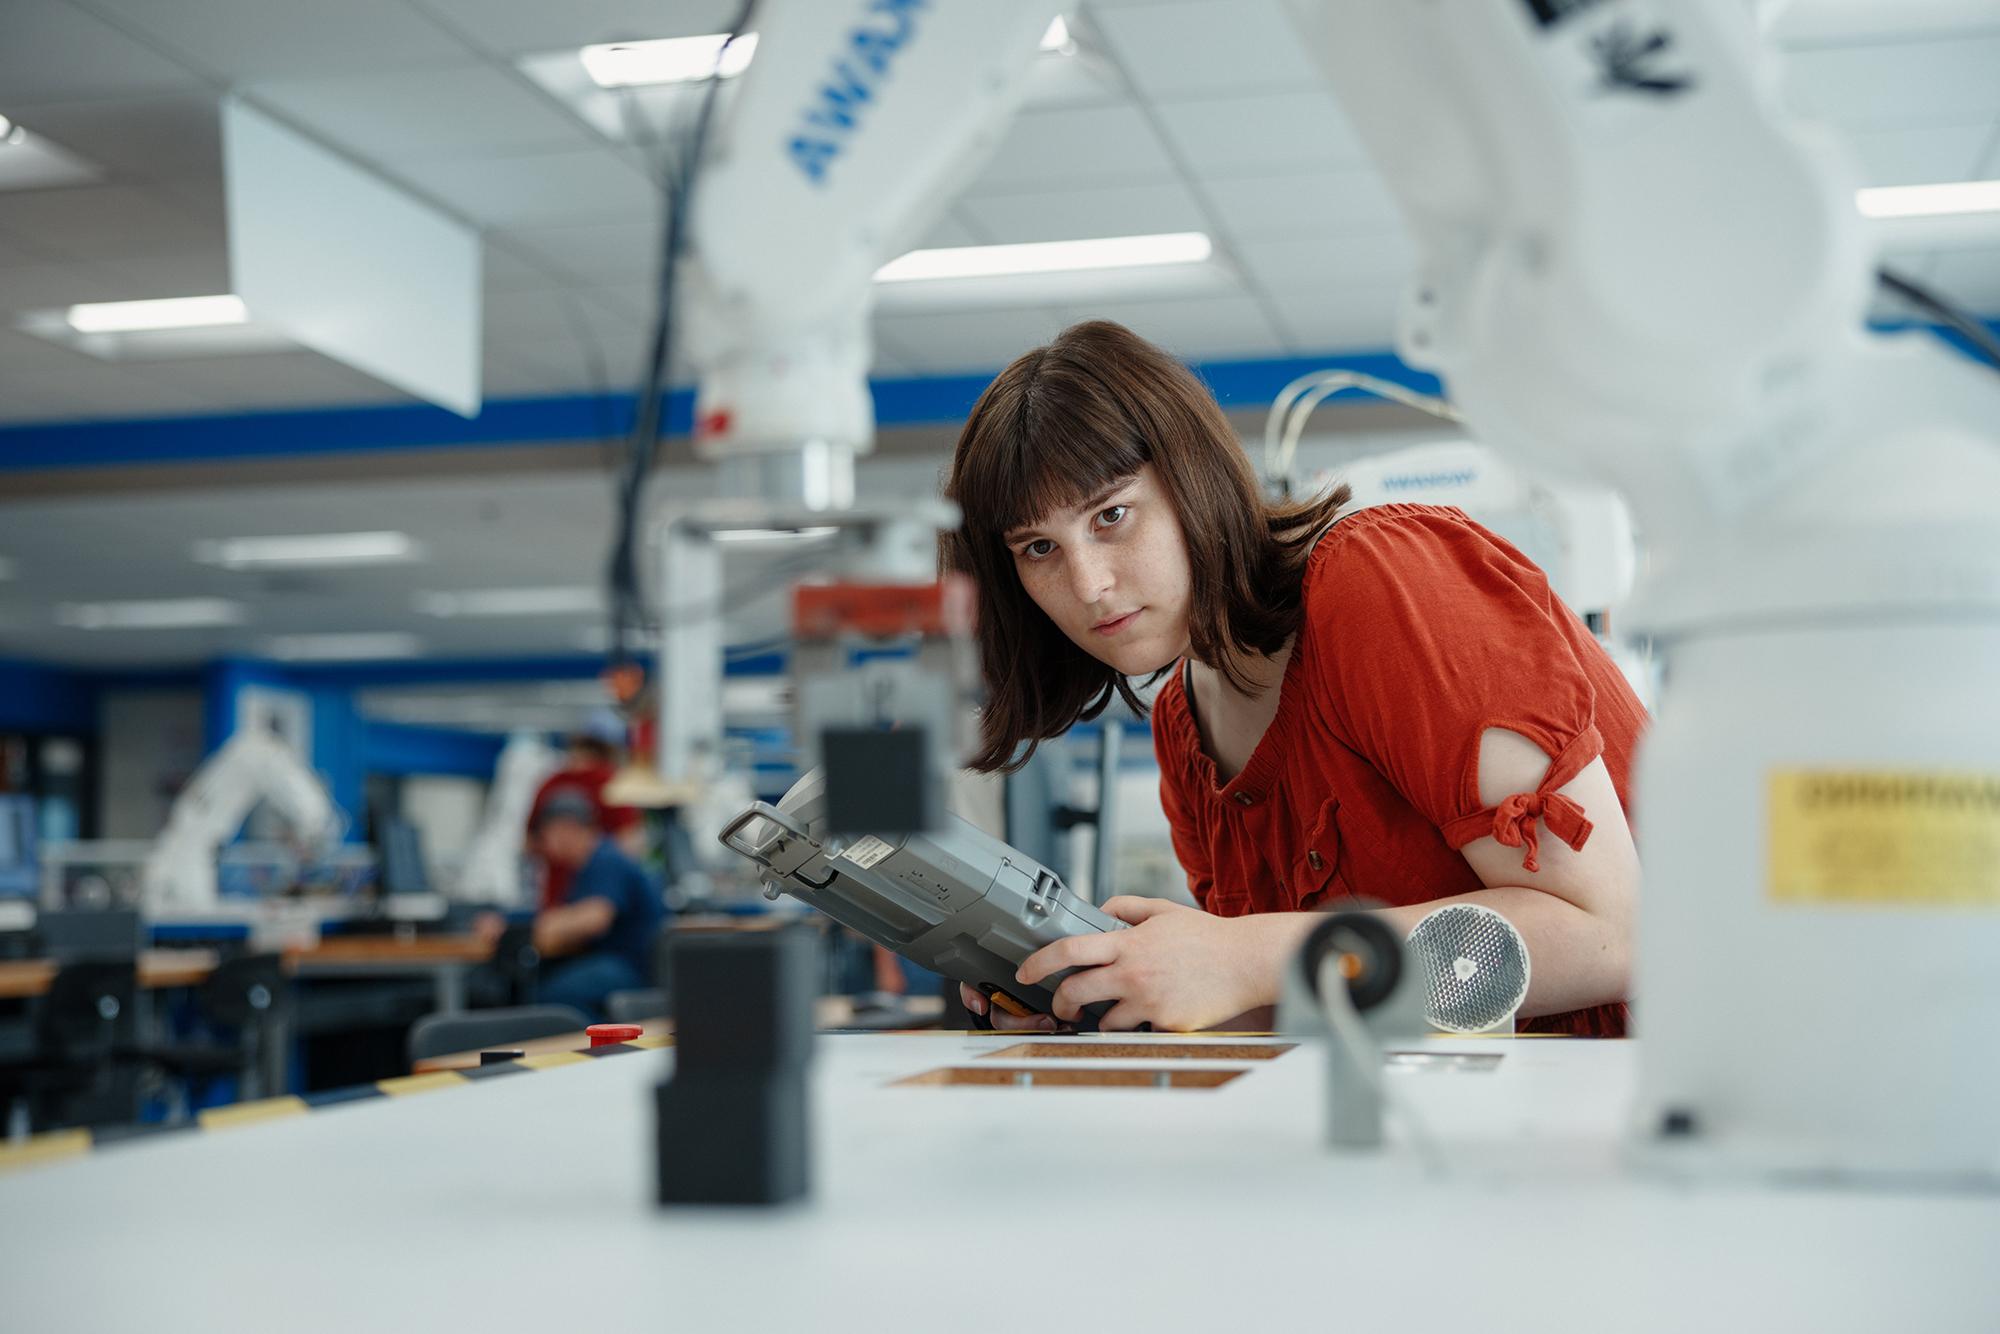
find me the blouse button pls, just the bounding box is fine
[1233,792,1256,807]
[1307,850,1325,872]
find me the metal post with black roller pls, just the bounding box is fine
[655,923,820,1206]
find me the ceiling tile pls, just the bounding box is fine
[484,285,647,344]
[1835,121,1997,186]
[4,96,224,186]
[1261,280,1404,355]
[1092,0,1323,100]
[0,185,218,263]
[246,65,594,164]
[499,220,660,286]
[482,243,569,292]
[965,105,1179,194]
[872,307,1072,375]
[1783,34,2000,128]
[959,181,1212,244]
[914,214,987,250]
[412,148,659,229]
[1773,0,2000,48]
[1019,48,1127,110]
[0,259,166,312]
[411,0,746,57]
[0,1,207,105]
[81,0,474,81]
[1928,246,2000,313]
[1230,232,1414,293]
[1154,91,1370,176]
[1201,167,1403,241]
[1058,294,1288,361]
[105,249,234,301]
[140,350,415,411]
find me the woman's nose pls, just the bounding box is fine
[1069,548,1113,604]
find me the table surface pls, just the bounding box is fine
[0,949,221,1001]
[0,935,492,1001]
[3,1032,1995,1334]
[283,934,492,968]
[409,994,946,1072]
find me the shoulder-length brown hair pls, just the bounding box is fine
[942,320,1349,773]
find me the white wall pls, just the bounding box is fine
[399,775,488,886]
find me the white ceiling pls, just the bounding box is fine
[0,0,1994,425]
[0,0,1998,687]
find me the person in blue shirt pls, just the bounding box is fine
[513,789,664,1022]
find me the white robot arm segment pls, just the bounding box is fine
[140,729,346,912]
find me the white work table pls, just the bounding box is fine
[2,1032,1995,1333]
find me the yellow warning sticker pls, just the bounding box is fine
[1769,770,2000,907]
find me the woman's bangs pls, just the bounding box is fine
[963,414,1149,543]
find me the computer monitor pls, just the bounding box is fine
[376,817,430,897]
[0,794,37,899]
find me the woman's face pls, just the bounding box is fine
[1004,464,1192,676]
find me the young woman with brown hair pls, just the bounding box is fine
[941,321,1645,1036]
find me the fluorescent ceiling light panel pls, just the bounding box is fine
[1857,180,2000,219]
[580,32,758,88]
[264,632,422,661]
[416,586,604,618]
[67,294,246,334]
[874,232,1213,283]
[57,598,246,630]
[710,526,838,544]
[193,531,422,570]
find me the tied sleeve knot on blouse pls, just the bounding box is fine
[1440,730,1599,874]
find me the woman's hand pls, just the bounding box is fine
[1015,896,1292,1032]
[958,983,1063,1032]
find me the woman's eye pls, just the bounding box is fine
[1021,539,1055,560]
[1097,505,1129,528]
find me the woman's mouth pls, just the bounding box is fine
[1092,609,1141,636]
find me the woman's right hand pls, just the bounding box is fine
[959,982,1059,1032]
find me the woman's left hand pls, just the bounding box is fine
[1014,896,1281,1032]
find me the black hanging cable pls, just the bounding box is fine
[605,3,759,671]
[1877,266,2000,375]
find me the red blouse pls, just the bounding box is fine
[1151,504,1648,1037]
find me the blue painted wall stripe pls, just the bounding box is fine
[6,323,1990,474]
[0,350,1447,473]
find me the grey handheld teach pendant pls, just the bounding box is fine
[720,768,1124,1030]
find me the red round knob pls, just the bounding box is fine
[587,1023,643,1048]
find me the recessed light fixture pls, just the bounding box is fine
[66,294,248,335]
[576,15,1067,91]
[264,632,422,661]
[580,32,758,88]
[193,531,423,570]
[1857,180,2000,219]
[875,232,1214,283]
[415,586,604,618]
[56,598,247,630]
[710,526,839,544]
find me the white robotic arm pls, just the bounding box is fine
[684,0,1063,498]
[1283,0,2000,1179]
[140,729,347,913]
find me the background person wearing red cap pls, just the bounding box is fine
[481,788,664,1022]
[526,712,644,911]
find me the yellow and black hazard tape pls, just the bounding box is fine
[0,1034,675,1176]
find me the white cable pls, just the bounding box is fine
[1264,370,1461,493]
